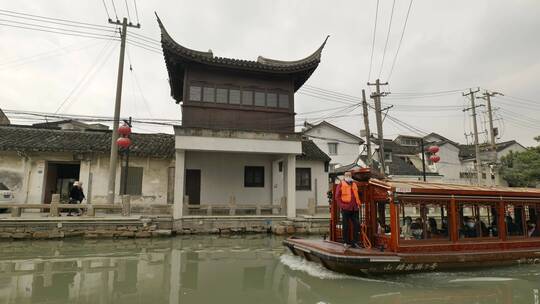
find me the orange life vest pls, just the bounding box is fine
[340,180,361,206]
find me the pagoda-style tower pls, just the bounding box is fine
[157,15,329,221]
[157,15,327,133]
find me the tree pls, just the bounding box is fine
[500,137,540,187]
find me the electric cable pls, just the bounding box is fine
[387,0,413,81]
[367,0,380,82]
[378,0,396,79]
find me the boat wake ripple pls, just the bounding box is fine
[279,254,392,284]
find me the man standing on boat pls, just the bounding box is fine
[335,171,362,248]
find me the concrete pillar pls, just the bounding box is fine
[50,194,60,216]
[284,154,296,219]
[173,150,185,220]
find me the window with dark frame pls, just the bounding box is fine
[458,202,499,238]
[266,93,277,107]
[295,168,311,191]
[399,201,450,240]
[203,87,215,102]
[278,94,289,109]
[189,86,202,101]
[254,92,266,106]
[120,167,143,196]
[328,143,338,155]
[244,166,264,187]
[216,88,228,103]
[242,90,253,105]
[229,89,241,104]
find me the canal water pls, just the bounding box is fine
[0,235,539,304]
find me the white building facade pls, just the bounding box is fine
[303,121,364,170]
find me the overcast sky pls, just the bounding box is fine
[1,0,539,146]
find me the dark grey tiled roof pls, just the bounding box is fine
[0,125,328,162]
[458,140,522,159]
[0,125,174,158]
[156,14,327,101]
[297,140,331,162]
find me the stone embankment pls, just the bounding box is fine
[0,216,330,240]
[0,217,173,240]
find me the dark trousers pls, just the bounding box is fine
[341,210,360,245]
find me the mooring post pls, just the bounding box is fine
[121,195,131,216]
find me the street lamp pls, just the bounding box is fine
[116,118,132,195]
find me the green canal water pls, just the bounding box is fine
[0,235,539,304]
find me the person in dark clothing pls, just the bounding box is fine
[335,171,362,248]
[68,181,85,216]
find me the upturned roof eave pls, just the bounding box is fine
[155,13,327,74]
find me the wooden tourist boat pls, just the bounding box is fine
[284,168,540,275]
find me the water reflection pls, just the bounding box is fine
[0,236,538,304]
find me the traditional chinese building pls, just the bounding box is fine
[157,15,330,220]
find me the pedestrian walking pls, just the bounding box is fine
[68,181,85,216]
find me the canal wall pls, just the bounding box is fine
[174,216,330,235]
[0,217,173,240]
[0,215,329,240]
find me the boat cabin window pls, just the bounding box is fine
[525,203,540,237]
[506,203,525,237]
[459,203,498,239]
[399,201,449,241]
[375,201,391,236]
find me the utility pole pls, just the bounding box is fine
[361,89,372,166]
[462,88,482,185]
[478,90,503,185]
[367,79,389,175]
[106,17,140,204]
[420,138,427,182]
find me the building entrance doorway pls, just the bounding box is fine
[185,169,201,205]
[44,162,80,203]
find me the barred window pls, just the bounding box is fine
[242,90,253,105]
[216,88,228,103]
[229,89,241,104]
[189,86,201,101]
[203,87,215,102]
[295,168,311,191]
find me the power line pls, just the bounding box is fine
[110,0,119,20]
[303,85,362,102]
[0,18,116,37]
[0,40,102,70]
[378,0,396,79]
[101,0,112,20]
[387,0,413,81]
[55,34,118,113]
[126,47,153,118]
[367,0,380,82]
[133,0,140,24]
[0,11,116,33]
[0,22,121,41]
[124,0,132,23]
[0,8,113,29]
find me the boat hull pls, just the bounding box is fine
[283,237,540,275]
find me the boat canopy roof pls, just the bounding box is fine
[363,178,540,198]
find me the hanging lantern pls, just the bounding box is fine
[118,123,132,137]
[428,146,440,154]
[116,137,132,149]
[430,155,441,163]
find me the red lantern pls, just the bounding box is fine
[116,137,132,149]
[428,146,440,154]
[430,155,441,163]
[118,123,132,137]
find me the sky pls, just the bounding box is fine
[0,0,539,146]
